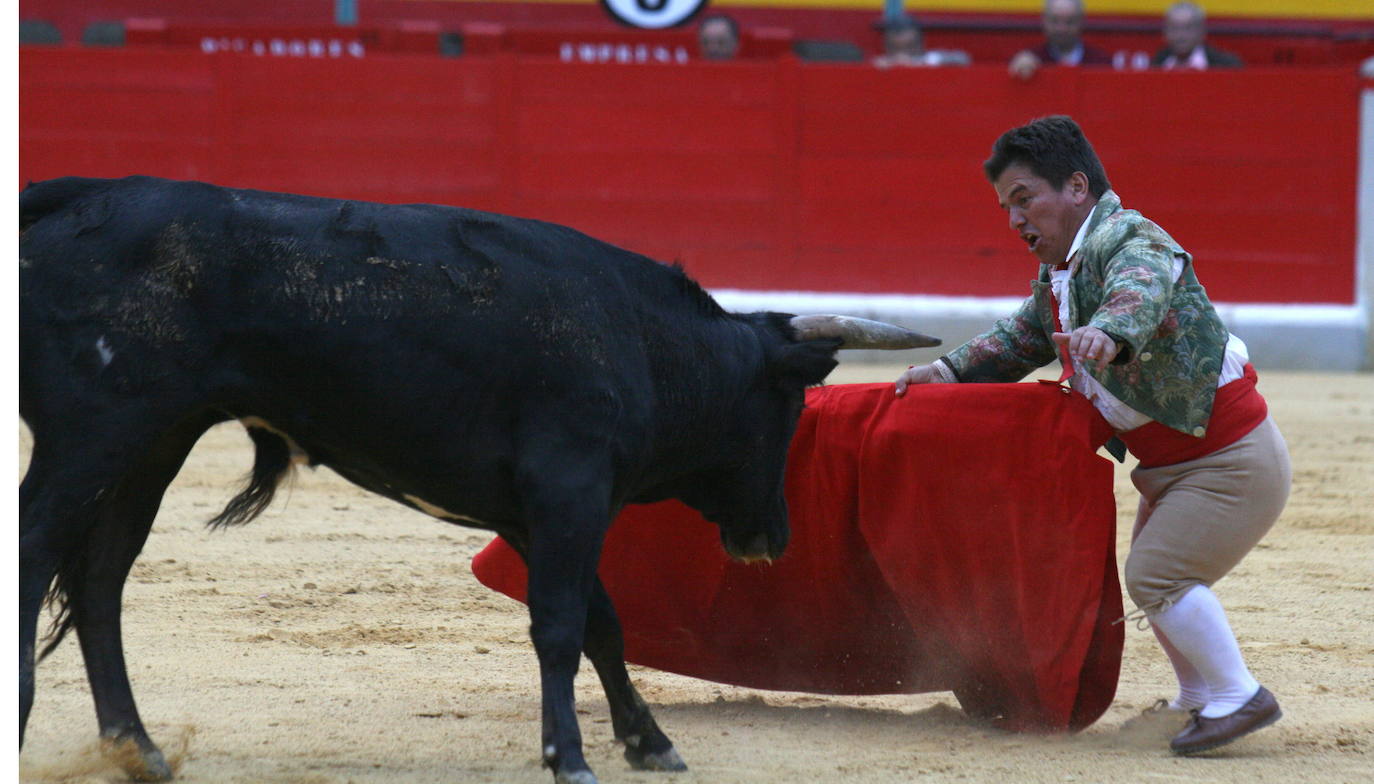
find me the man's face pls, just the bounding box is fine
[993,162,1091,267]
[699,20,739,61]
[1164,8,1205,57]
[884,27,921,57]
[1042,0,1084,54]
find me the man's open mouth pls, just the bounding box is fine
[1022,232,1040,252]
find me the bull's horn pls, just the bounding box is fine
[789,314,941,350]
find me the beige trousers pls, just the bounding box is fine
[1124,416,1292,615]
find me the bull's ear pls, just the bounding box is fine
[769,338,841,387]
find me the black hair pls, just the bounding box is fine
[983,115,1110,198]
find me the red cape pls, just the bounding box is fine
[472,381,1122,732]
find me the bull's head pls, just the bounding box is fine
[685,313,940,563]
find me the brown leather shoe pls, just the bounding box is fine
[1170,686,1282,755]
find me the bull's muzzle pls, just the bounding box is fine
[723,531,781,564]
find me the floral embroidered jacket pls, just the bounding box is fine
[941,191,1230,436]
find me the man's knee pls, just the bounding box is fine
[1124,554,1198,615]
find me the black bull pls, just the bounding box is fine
[18,176,938,784]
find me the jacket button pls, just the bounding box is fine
[1139,352,1153,362]
[1193,426,1206,437]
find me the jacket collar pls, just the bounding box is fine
[1082,189,1121,240]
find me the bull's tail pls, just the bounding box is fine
[19,176,111,232]
[206,426,295,529]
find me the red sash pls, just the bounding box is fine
[1118,364,1267,468]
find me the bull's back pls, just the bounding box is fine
[21,175,634,294]
[19,176,657,360]
[18,176,664,458]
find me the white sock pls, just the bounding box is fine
[1149,584,1260,718]
[1152,625,1210,711]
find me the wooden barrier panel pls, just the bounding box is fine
[18,48,1361,304]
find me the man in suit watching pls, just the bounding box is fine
[1153,2,1242,70]
[1008,0,1113,80]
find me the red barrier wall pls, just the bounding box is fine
[19,49,1361,304]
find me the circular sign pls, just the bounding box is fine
[600,0,710,30]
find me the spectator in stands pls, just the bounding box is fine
[1008,0,1112,79]
[895,115,1289,756]
[1152,2,1242,69]
[872,14,970,68]
[698,14,740,61]
[19,19,63,45]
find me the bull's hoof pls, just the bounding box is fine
[554,769,598,784]
[624,744,686,772]
[101,735,175,782]
[130,755,175,784]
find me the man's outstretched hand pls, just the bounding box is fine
[1052,327,1119,365]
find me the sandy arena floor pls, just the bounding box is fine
[17,364,1374,784]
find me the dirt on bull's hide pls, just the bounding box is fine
[150,222,203,298]
[436,255,500,309]
[96,222,207,350]
[17,366,1374,784]
[269,249,413,323]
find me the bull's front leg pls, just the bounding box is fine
[583,579,685,772]
[525,517,605,784]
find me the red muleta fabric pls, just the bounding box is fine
[472,382,1123,732]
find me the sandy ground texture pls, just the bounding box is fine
[17,365,1374,784]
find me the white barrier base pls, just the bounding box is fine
[711,289,1369,372]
